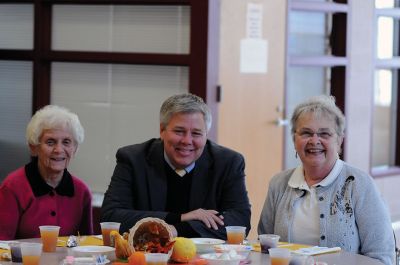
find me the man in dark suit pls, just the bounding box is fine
[101,93,251,239]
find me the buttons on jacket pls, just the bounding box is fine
[51,211,56,216]
[319,196,324,201]
[320,213,324,218]
[320,235,325,240]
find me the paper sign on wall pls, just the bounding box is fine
[240,38,268,73]
[247,3,263,39]
[240,3,267,73]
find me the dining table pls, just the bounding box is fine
[0,236,385,265]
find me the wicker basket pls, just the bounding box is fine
[128,217,174,253]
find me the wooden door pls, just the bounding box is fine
[218,0,287,240]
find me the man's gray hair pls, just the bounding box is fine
[160,93,212,132]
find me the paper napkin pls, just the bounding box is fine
[292,246,341,256]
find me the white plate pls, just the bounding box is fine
[191,238,225,253]
[61,257,110,265]
[72,245,115,259]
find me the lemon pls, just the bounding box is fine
[171,237,197,262]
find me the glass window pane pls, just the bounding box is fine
[377,16,394,58]
[52,5,190,54]
[0,61,32,181]
[372,69,397,168]
[293,0,334,2]
[51,62,188,192]
[285,66,332,169]
[0,4,33,49]
[375,0,395,8]
[288,11,330,56]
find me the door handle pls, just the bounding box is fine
[273,117,289,127]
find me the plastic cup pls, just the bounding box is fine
[290,253,315,265]
[21,243,43,265]
[269,248,291,265]
[100,222,120,246]
[145,253,169,265]
[259,234,280,254]
[225,226,246,244]
[9,242,22,262]
[39,225,60,252]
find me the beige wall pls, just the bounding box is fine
[218,0,287,240]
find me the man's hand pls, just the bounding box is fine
[181,209,224,230]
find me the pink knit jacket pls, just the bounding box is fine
[0,162,93,239]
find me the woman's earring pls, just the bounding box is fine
[295,152,298,159]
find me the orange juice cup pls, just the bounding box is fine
[39,225,60,252]
[145,253,169,265]
[225,226,246,244]
[269,248,291,265]
[100,222,120,246]
[21,243,42,265]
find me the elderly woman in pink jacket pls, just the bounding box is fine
[0,105,93,239]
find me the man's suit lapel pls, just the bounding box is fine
[146,141,168,210]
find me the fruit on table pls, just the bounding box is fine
[171,237,197,262]
[128,251,146,265]
[111,230,133,259]
[190,258,208,265]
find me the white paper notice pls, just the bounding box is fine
[247,3,263,39]
[240,38,268,74]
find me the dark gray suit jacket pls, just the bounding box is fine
[101,138,251,239]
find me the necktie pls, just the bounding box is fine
[175,168,186,177]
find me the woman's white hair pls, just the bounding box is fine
[290,95,346,137]
[26,105,84,146]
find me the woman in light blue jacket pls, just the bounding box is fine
[258,95,394,265]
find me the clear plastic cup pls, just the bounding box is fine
[225,226,246,244]
[145,253,169,265]
[269,247,291,265]
[100,222,120,246]
[39,225,60,252]
[290,253,315,265]
[259,234,280,254]
[21,242,43,265]
[9,242,22,262]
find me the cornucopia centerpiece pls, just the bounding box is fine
[110,217,175,260]
[128,217,175,254]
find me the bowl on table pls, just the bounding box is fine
[190,238,225,253]
[200,252,245,265]
[213,244,253,259]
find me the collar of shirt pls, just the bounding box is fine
[163,151,195,174]
[288,159,344,190]
[25,157,75,197]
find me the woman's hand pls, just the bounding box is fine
[181,209,224,230]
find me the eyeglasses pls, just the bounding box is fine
[295,130,335,140]
[39,139,75,149]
